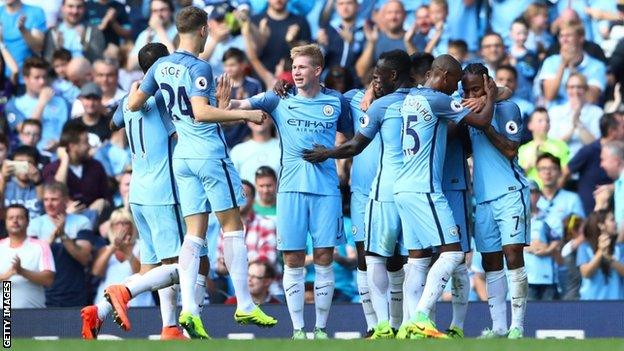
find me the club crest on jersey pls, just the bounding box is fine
[449,226,459,237]
[450,100,463,112]
[351,225,357,235]
[359,115,370,128]
[505,121,519,135]
[323,104,334,116]
[195,76,208,90]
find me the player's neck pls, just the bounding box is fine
[297,83,320,98]
[178,38,202,57]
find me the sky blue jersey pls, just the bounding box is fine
[140,50,227,160]
[395,87,469,194]
[359,87,410,202]
[470,100,528,203]
[344,89,380,197]
[112,93,177,206]
[442,129,469,191]
[248,88,352,195]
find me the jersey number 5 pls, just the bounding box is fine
[403,115,420,156]
[160,83,193,121]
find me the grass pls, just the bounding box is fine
[12,338,624,351]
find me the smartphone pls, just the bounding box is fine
[7,160,29,175]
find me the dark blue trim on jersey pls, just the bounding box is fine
[461,190,471,251]
[509,159,526,191]
[167,135,181,205]
[173,204,184,242]
[272,115,284,183]
[429,120,440,193]
[373,138,385,201]
[215,124,229,159]
[519,190,529,245]
[365,199,374,251]
[461,145,469,190]
[138,117,146,155]
[427,193,445,245]
[221,159,238,209]
[128,119,136,155]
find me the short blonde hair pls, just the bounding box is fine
[107,208,138,242]
[560,21,585,38]
[567,72,588,88]
[290,44,324,69]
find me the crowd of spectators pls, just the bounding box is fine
[1,0,624,308]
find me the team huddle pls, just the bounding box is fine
[80,6,529,341]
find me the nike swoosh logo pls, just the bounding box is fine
[416,325,425,331]
[285,284,298,292]
[510,232,520,237]
[442,277,449,282]
[315,284,332,290]
[288,105,298,110]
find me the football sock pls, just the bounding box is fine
[314,264,335,329]
[416,251,463,316]
[158,283,179,327]
[388,268,404,329]
[356,269,377,330]
[283,265,305,330]
[95,299,112,321]
[366,256,389,323]
[178,235,204,316]
[450,263,470,329]
[195,275,207,312]
[486,269,508,334]
[404,257,430,322]
[508,267,528,333]
[222,231,255,313]
[126,263,179,296]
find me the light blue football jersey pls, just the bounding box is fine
[394,87,469,194]
[140,50,227,160]
[248,88,352,195]
[344,89,380,197]
[359,87,410,202]
[442,130,469,191]
[112,93,177,206]
[469,100,528,203]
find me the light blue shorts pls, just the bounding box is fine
[364,199,405,257]
[350,192,368,242]
[172,158,245,217]
[394,192,460,250]
[474,189,531,253]
[131,203,183,264]
[444,189,472,253]
[276,192,345,251]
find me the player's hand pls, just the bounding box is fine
[461,96,486,113]
[484,74,497,102]
[243,110,267,125]
[216,74,232,109]
[302,144,330,163]
[360,85,375,112]
[273,79,293,99]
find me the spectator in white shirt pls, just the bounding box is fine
[0,204,55,308]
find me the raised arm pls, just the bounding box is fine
[190,96,263,123]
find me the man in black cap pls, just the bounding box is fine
[64,82,112,147]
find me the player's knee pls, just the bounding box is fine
[283,251,306,268]
[503,245,525,269]
[313,248,334,266]
[161,257,178,265]
[386,254,406,271]
[481,252,504,272]
[215,208,244,232]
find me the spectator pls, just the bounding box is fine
[4,57,69,153]
[495,65,534,132]
[0,146,44,220]
[0,26,20,86]
[0,204,54,308]
[249,0,312,76]
[414,5,431,38]
[600,141,624,232]
[488,0,532,43]
[51,49,81,106]
[547,73,602,158]
[92,208,153,307]
[522,2,553,56]
[230,116,280,183]
[42,123,111,219]
[65,83,112,147]
[27,181,93,307]
[478,32,506,77]
[0,0,46,83]
[72,59,125,117]
[563,113,623,215]
[17,119,51,168]
[536,153,585,237]
[424,0,450,56]
[577,210,624,300]
[547,10,607,63]
[518,109,570,183]
[524,180,560,301]
[447,39,467,66]
[66,56,92,90]
[0,135,8,167]
[199,4,245,77]
[317,0,365,80]
[560,214,584,300]
[537,21,606,105]
[507,18,538,102]
[127,0,177,71]
[85,0,131,46]
[224,260,281,305]
[22,0,61,29]
[253,166,277,219]
[324,66,354,94]
[445,0,480,52]
[42,0,106,62]
[220,47,262,148]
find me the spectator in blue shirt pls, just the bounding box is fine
[599,141,624,234]
[537,21,606,105]
[522,2,553,58]
[85,0,131,46]
[508,19,538,102]
[577,210,624,300]
[4,57,70,154]
[0,0,46,83]
[478,32,506,78]
[0,145,43,220]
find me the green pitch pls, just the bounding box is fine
[12,338,624,351]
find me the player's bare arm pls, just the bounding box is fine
[483,125,521,160]
[462,75,497,129]
[302,133,372,163]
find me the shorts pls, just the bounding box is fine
[350,192,368,242]
[444,189,472,252]
[364,199,405,257]
[131,203,207,263]
[394,192,460,250]
[173,158,246,217]
[276,192,345,251]
[474,189,530,253]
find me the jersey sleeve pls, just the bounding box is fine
[155,92,175,136]
[343,88,360,103]
[576,243,592,267]
[112,97,126,128]
[359,99,384,140]
[248,91,280,113]
[139,64,159,96]
[188,60,215,99]
[495,101,523,143]
[431,93,469,124]
[336,94,353,135]
[29,6,47,32]
[37,240,56,272]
